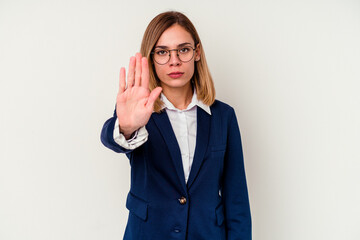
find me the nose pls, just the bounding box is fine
[169,50,181,66]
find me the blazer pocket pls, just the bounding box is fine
[126,192,148,221]
[211,145,226,158]
[211,144,226,152]
[215,204,225,226]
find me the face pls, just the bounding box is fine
[153,24,200,92]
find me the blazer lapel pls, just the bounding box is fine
[187,107,211,189]
[152,111,187,193]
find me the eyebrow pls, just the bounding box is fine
[154,42,193,49]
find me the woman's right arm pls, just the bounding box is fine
[101,108,131,153]
[100,53,162,154]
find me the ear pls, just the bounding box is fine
[195,43,201,61]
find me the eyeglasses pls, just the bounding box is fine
[151,46,196,65]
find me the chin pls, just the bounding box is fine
[162,78,192,89]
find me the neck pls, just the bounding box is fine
[162,83,193,110]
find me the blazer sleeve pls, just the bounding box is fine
[223,108,252,240]
[100,108,133,154]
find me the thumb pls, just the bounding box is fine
[146,87,162,110]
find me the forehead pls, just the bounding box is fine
[156,24,194,47]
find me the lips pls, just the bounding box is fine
[168,72,184,79]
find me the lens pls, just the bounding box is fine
[178,47,194,63]
[153,49,169,65]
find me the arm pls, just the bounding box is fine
[100,108,132,154]
[100,107,149,154]
[223,109,252,240]
[113,118,148,150]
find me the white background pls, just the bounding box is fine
[1,0,359,239]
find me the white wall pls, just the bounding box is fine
[1,0,359,239]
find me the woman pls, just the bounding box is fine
[101,11,251,240]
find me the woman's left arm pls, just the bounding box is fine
[222,108,252,240]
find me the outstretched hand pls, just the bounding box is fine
[116,53,162,138]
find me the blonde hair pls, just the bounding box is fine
[140,11,215,112]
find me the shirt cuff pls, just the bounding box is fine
[113,118,148,150]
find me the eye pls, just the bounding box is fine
[179,47,191,53]
[155,50,168,56]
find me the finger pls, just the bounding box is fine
[146,87,162,111]
[134,53,142,86]
[127,56,136,88]
[141,57,150,88]
[118,67,126,94]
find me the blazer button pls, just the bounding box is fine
[178,196,187,205]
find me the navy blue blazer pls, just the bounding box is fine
[101,100,251,240]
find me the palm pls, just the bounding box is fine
[116,86,152,129]
[116,53,162,136]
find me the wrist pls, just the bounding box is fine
[122,131,135,140]
[119,126,137,140]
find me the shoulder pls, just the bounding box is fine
[210,99,236,117]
